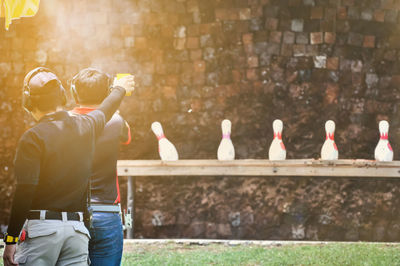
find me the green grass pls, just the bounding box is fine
[121,243,400,266]
[1,242,400,265]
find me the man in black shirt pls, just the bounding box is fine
[70,68,131,265]
[2,67,135,266]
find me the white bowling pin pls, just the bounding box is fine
[374,120,393,162]
[268,119,286,160]
[321,120,338,160]
[217,119,235,160]
[151,122,179,161]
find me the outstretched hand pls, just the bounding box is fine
[113,75,135,96]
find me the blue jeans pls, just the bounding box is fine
[89,212,123,266]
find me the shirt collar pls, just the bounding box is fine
[38,110,70,123]
[72,107,96,114]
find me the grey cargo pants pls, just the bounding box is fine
[14,215,90,265]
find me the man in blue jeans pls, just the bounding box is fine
[70,68,132,266]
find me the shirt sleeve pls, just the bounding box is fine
[8,132,41,238]
[120,120,131,145]
[85,86,126,138]
[6,184,36,238]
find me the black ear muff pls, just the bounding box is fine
[59,84,67,106]
[70,83,79,104]
[22,89,32,112]
[70,73,80,104]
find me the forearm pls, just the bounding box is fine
[98,86,126,122]
[7,184,36,238]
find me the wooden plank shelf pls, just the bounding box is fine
[117,159,400,178]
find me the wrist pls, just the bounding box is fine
[112,86,126,94]
[3,233,19,245]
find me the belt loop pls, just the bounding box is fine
[78,212,83,222]
[62,212,67,222]
[40,210,46,220]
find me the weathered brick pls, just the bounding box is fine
[385,9,398,23]
[265,18,279,30]
[291,19,304,32]
[313,55,327,68]
[187,25,200,36]
[382,0,395,9]
[166,75,179,86]
[251,6,263,18]
[254,31,268,42]
[337,7,347,20]
[347,7,360,19]
[190,49,202,61]
[296,32,309,44]
[325,83,339,104]
[270,31,282,43]
[310,7,323,19]
[343,0,354,6]
[347,32,364,46]
[325,8,336,20]
[363,35,375,48]
[186,37,199,49]
[281,44,293,56]
[239,8,252,20]
[326,57,339,70]
[265,43,280,55]
[283,31,295,44]
[124,36,134,47]
[242,33,253,45]
[289,0,302,6]
[254,42,268,54]
[365,73,379,88]
[304,19,320,32]
[351,60,363,72]
[135,37,147,49]
[303,0,315,6]
[246,68,259,80]
[293,44,306,56]
[215,9,229,20]
[324,32,336,44]
[374,10,385,22]
[310,32,323,44]
[305,45,319,56]
[174,38,186,50]
[361,9,373,21]
[120,24,134,36]
[244,44,255,54]
[193,73,205,85]
[320,20,335,32]
[194,60,206,72]
[247,56,259,67]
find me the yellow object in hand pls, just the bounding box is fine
[116,73,133,96]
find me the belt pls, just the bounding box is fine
[91,204,121,213]
[28,210,83,221]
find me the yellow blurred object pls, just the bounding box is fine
[0,0,40,30]
[116,73,133,96]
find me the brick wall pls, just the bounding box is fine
[1,0,400,240]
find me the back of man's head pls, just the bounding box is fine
[23,67,66,113]
[71,68,110,105]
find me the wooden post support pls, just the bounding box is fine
[126,176,135,239]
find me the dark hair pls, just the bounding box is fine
[71,68,110,105]
[30,80,65,113]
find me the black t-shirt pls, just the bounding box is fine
[72,108,131,204]
[14,110,105,212]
